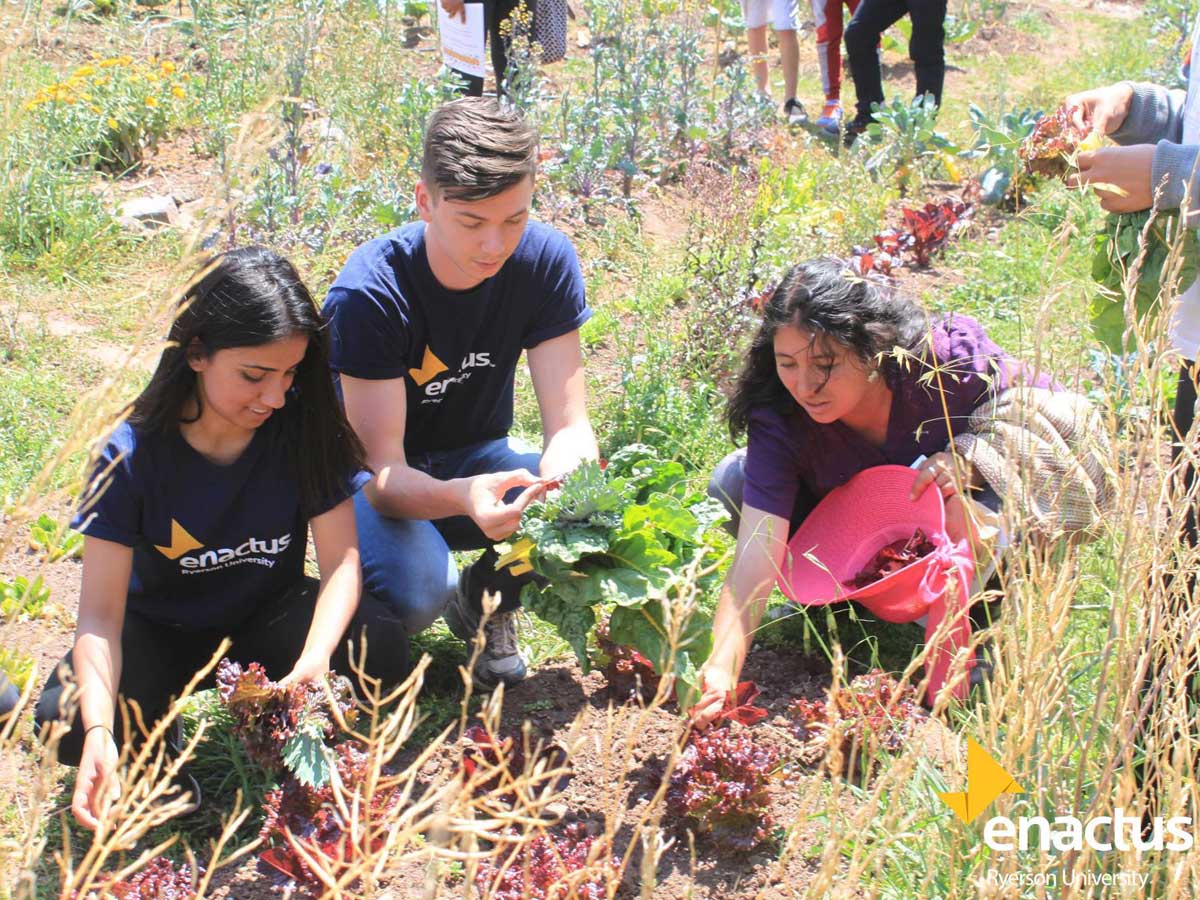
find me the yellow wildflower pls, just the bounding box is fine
[108,117,119,129]
[144,95,158,108]
[160,60,176,74]
[172,85,186,99]
[74,65,95,77]
[119,55,133,65]
[89,104,101,114]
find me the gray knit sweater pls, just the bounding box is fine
[1111,81,1197,218]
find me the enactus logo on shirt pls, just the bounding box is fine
[154,518,292,573]
[409,345,496,402]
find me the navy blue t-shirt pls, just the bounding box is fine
[322,220,591,454]
[71,408,370,631]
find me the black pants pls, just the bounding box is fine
[844,0,946,122]
[1137,363,1200,805]
[35,578,409,766]
[459,0,536,97]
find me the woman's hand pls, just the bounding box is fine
[1068,145,1156,213]
[1065,82,1134,136]
[911,452,968,501]
[280,652,330,689]
[688,665,735,730]
[73,726,119,831]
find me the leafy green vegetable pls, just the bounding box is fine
[1090,209,1199,353]
[282,723,334,788]
[503,445,728,702]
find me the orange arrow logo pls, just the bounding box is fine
[408,346,448,386]
[938,737,1025,824]
[154,519,203,560]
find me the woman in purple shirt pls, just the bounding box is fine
[690,258,1020,726]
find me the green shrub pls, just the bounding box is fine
[22,55,191,172]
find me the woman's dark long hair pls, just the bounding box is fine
[728,258,930,440]
[129,246,368,513]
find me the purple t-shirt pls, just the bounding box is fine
[743,314,1037,521]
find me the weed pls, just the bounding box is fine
[960,103,1040,207]
[0,647,35,694]
[861,95,958,195]
[29,514,83,562]
[1,575,50,620]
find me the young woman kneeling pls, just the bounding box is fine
[35,248,408,829]
[689,258,1109,726]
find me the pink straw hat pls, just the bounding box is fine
[780,465,976,704]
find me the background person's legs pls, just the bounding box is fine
[906,0,946,106]
[488,0,536,95]
[745,25,771,94]
[844,0,907,123]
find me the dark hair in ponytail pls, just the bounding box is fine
[728,258,930,440]
[129,246,367,512]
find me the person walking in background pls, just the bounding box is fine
[740,0,806,125]
[837,0,946,141]
[811,0,862,130]
[441,0,535,97]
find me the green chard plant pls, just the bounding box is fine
[497,445,729,701]
[1090,209,1200,353]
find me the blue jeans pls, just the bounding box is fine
[354,436,541,635]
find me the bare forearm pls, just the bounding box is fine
[365,462,469,520]
[707,579,770,678]
[540,421,598,479]
[301,562,360,663]
[73,629,120,732]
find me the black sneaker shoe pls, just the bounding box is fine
[826,114,872,146]
[443,569,529,690]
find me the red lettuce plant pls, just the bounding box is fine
[75,857,199,900]
[789,670,927,775]
[596,618,661,703]
[258,741,396,889]
[1019,105,1087,178]
[713,680,768,727]
[666,724,781,853]
[461,722,571,807]
[852,199,973,274]
[215,659,355,785]
[474,823,620,900]
[850,528,936,587]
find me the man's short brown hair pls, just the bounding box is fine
[421,98,539,202]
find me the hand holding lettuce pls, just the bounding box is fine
[496,445,729,703]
